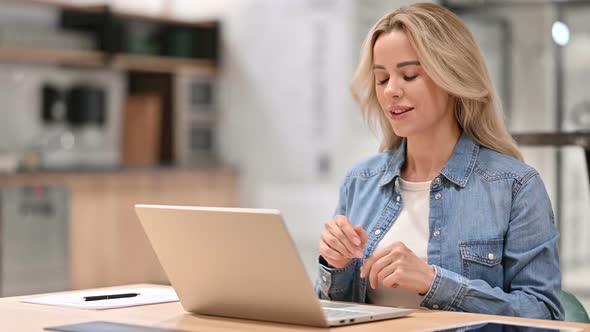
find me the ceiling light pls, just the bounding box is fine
[552,21,570,46]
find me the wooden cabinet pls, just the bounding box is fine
[0,2,229,290]
[0,1,219,73]
[0,168,238,289]
[0,1,220,166]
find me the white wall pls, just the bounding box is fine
[190,0,425,278]
[461,4,559,212]
[213,0,375,278]
[561,6,590,275]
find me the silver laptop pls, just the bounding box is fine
[135,204,413,327]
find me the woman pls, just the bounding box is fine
[316,3,563,320]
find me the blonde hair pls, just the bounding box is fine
[351,2,523,161]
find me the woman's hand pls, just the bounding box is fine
[360,241,435,294]
[319,215,368,269]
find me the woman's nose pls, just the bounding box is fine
[384,79,403,99]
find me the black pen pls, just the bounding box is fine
[83,293,140,301]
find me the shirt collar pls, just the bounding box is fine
[379,131,479,188]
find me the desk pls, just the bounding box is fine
[1,285,589,332]
[512,131,590,188]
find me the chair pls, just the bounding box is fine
[561,290,590,323]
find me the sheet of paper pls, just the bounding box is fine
[45,321,187,332]
[20,287,179,310]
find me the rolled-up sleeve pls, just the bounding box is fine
[315,174,358,301]
[316,257,358,300]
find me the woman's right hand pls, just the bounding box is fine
[319,215,368,269]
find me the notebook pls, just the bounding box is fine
[135,204,413,327]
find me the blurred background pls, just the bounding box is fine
[0,0,588,313]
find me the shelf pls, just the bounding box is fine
[512,131,590,189]
[7,0,216,27]
[0,165,235,179]
[0,2,218,73]
[111,54,217,75]
[512,131,590,149]
[0,0,105,14]
[0,47,105,67]
[0,47,217,74]
[112,11,217,28]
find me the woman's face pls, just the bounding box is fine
[373,30,454,138]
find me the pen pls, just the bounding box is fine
[83,293,140,301]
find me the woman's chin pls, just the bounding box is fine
[389,125,412,138]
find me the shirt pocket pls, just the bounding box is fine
[459,238,504,286]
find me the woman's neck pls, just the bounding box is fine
[401,124,461,182]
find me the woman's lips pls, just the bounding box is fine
[388,107,414,119]
[390,107,414,115]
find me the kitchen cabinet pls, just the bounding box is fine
[0,168,238,290]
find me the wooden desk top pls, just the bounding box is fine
[1,284,589,332]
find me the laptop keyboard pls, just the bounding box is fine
[322,307,367,319]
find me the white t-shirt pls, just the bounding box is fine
[366,177,431,308]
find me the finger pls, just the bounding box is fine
[360,257,372,279]
[334,215,361,247]
[354,225,368,247]
[361,248,388,278]
[321,232,353,259]
[369,256,392,289]
[327,222,362,258]
[377,262,398,284]
[319,242,346,262]
[391,241,408,253]
[382,269,402,288]
[386,242,409,261]
[321,232,354,259]
[325,224,358,258]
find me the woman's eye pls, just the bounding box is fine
[376,78,389,85]
[404,75,418,82]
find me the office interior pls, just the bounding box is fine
[0,0,588,315]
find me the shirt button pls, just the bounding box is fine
[434,177,442,185]
[432,304,440,309]
[435,193,442,200]
[433,230,441,237]
[374,229,382,235]
[488,253,495,260]
[322,275,327,282]
[396,195,401,202]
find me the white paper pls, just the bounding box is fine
[20,287,179,310]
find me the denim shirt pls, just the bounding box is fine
[316,132,564,320]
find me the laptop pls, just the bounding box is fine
[135,204,413,327]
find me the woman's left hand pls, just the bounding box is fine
[360,241,435,294]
